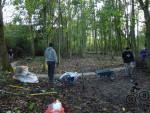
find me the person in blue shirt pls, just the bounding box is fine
[140,48,147,62]
[45,43,57,83]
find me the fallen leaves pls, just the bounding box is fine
[1,56,150,113]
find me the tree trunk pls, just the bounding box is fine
[124,0,130,46]
[136,8,140,52]
[93,0,97,53]
[130,0,136,55]
[144,12,150,70]
[58,0,61,64]
[67,0,72,58]
[42,1,47,71]
[0,1,13,71]
[30,24,35,57]
[138,0,150,70]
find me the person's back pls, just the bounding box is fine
[45,43,57,83]
[45,47,57,62]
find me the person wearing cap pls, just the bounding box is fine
[122,47,135,77]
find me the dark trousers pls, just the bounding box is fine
[47,61,55,83]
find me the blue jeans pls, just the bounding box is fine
[47,61,55,83]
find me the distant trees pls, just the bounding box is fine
[2,0,150,70]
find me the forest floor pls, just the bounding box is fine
[15,55,123,74]
[0,55,150,113]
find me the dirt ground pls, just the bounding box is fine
[16,55,123,74]
[0,56,150,113]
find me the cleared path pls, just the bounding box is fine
[11,61,125,79]
[37,67,125,78]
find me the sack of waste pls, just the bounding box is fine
[59,72,80,84]
[45,99,64,113]
[13,66,39,83]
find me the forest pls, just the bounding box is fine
[0,0,150,113]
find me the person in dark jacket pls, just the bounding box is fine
[122,47,135,77]
[8,48,14,63]
[45,43,57,83]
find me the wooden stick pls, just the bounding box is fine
[8,85,30,91]
[0,90,57,96]
[28,92,57,96]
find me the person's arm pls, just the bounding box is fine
[130,51,135,61]
[44,49,47,60]
[122,52,125,60]
[54,50,58,63]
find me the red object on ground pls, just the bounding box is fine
[45,100,64,113]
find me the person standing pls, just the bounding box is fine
[140,48,147,62]
[8,48,14,63]
[122,47,135,77]
[45,43,57,83]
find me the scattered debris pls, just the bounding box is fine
[96,69,116,80]
[0,56,150,113]
[45,99,64,113]
[13,66,39,83]
[59,72,80,85]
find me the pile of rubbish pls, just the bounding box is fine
[13,66,39,83]
[59,72,80,85]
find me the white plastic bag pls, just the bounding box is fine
[13,66,39,83]
[14,72,39,83]
[45,99,64,113]
[59,72,80,83]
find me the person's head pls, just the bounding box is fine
[125,47,130,50]
[10,48,13,51]
[49,43,53,47]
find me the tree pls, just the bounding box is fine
[25,0,37,57]
[0,0,13,71]
[138,0,150,70]
[130,0,137,56]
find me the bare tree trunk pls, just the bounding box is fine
[67,0,72,58]
[124,0,130,46]
[93,0,97,53]
[130,0,137,55]
[136,8,140,52]
[58,0,61,64]
[0,1,13,71]
[29,23,35,57]
[138,0,150,70]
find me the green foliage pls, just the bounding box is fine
[28,102,36,111]
[13,0,23,5]
[4,24,31,56]
[138,34,145,48]
[35,39,46,56]
[25,0,37,16]
[12,15,22,24]
[72,0,80,5]
[5,0,146,58]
